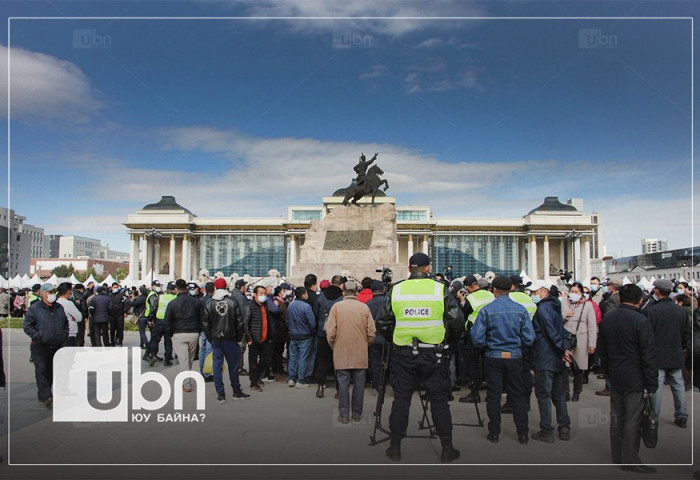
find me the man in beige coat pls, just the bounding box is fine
[326,281,376,424]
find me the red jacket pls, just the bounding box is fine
[356,288,373,304]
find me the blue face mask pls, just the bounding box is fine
[189,290,196,296]
[531,295,541,304]
[601,286,609,294]
[652,294,659,302]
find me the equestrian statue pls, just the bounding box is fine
[341,152,390,206]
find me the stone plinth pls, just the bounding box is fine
[291,203,405,282]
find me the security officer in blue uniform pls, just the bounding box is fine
[377,253,463,463]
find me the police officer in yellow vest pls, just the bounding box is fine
[377,253,463,463]
[139,280,162,358]
[458,275,494,404]
[501,275,537,413]
[146,280,176,367]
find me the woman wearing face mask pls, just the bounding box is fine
[562,282,597,402]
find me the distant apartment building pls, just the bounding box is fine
[43,234,62,258]
[0,207,44,277]
[641,238,668,254]
[30,257,129,278]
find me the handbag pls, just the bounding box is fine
[641,392,658,448]
[125,307,139,326]
[567,304,586,350]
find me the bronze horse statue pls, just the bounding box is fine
[342,164,389,206]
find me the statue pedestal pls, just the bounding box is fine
[291,203,404,283]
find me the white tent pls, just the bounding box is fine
[83,274,98,286]
[519,270,533,287]
[29,274,43,285]
[21,274,32,288]
[638,276,653,291]
[649,276,657,285]
[46,274,59,285]
[622,276,631,285]
[103,274,116,286]
[690,279,698,289]
[143,270,160,285]
[9,274,22,289]
[0,274,7,289]
[69,273,80,285]
[677,275,687,283]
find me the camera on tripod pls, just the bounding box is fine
[558,269,573,282]
[376,266,393,285]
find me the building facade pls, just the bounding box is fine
[641,238,668,254]
[0,207,43,277]
[605,246,698,284]
[30,258,129,278]
[124,195,601,283]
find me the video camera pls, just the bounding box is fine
[558,269,573,282]
[376,267,393,285]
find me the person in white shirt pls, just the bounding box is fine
[56,282,83,347]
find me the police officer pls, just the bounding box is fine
[471,275,535,444]
[377,253,462,463]
[459,275,494,404]
[140,280,161,355]
[502,275,537,413]
[146,281,176,367]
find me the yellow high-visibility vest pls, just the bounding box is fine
[391,278,445,346]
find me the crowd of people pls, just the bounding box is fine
[8,259,699,469]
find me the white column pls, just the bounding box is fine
[520,240,527,271]
[129,234,139,279]
[141,234,148,281]
[529,236,538,280]
[290,234,297,273]
[574,237,582,282]
[583,237,591,284]
[181,235,190,281]
[543,235,550,282]
[395,238,400,263]
[169,235,176,280]
[485,236,492,270]
[559,240,565,272]
[407,234,414,259]
[422,234,429,254]
[154,240,161,277]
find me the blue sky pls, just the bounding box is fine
[0,1,696,259]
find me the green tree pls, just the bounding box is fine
[74,267,104,284]
[51,264,75,278]
[115,267,129,282]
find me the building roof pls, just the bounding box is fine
[527,196,578,215]
[142,196,193,215]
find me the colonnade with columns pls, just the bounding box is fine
[129,233,194,282]
[525,233,593,283]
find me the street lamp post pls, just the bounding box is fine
[145,228,162,285]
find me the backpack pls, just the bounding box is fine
[587,299,602,325]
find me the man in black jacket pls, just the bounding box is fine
[367,280,388,392]
[108,282,127,346]
[313,275,344,398]
[164,279,203,393]
[248,285,273,392]
[23,283,68,407]
[599,284,658,474]
[647,279,691,428]
[202,277,250,402]
[528,280,573,443]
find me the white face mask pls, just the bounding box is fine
[112,288,119,294]
[569,293,582,303]
[590,285,599,292]
[189,290,196,296]
[530,295,541,304]
[677,288,685,295]
[46,294,57,303]
[257,295,267,304]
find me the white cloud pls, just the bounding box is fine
[221,0,487,36]
[0,44,104,123]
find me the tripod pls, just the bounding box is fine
[369,342,436,446]
[446,348,484,428]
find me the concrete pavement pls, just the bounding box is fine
[0,329,697,479]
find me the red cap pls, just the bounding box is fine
[319,279,331,290]
[214,278,228,290]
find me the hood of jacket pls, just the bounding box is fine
[213,289,230,301]
[322,285,343,301]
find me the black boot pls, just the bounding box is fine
[385,434,402,461]
[440,435,460,463]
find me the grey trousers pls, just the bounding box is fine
[336,369,365,417]
[609,390,645,465]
